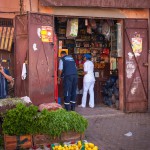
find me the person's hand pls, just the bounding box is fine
[0,66,4,73]
[58,77,61,84]
[82,71,87,75]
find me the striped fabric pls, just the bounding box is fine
[0,27,14,51]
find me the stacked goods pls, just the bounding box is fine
[102,75,119,108]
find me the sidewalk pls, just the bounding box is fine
[76,105,150,150]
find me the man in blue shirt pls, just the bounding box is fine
[0,62,13,99]
[58,51,78,111]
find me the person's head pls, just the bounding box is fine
[60,51,67,57]
[83,54,91,61]
[77,54,82,60]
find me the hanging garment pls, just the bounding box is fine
[21,63,27,80]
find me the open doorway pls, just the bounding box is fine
[0,18,15,98]
[55,17,123,110]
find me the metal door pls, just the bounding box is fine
[28,13,55,105]
[15,15,29,97]
[124,19,148,112]
[15,13,55,105]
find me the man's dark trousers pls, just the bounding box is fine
[63,74,78,111]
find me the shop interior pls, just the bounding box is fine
[55,17,120,109]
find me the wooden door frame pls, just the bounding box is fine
[117,20,125,112]
[148,9,150,112]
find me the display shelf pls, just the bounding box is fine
[74,53,91,55]
[90,47,102,49]
[75,39,91,42]
[76,46,90,48]
[58,37,67,40]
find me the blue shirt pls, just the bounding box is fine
[59,55,77,77]
[59,59,63,71]
[0,69,10,99]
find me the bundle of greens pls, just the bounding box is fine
[2,103,88,137]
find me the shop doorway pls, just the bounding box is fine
[55,17,122,110]
[55,17,149,113]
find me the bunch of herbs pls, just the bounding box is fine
[2,103,88,137]
[36,109,88,137]
[2,103,38,135]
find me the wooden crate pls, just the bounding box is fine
[61,131,84,142]
[33,132,84,147]
[4,134,32,150]
[33,134,60,147]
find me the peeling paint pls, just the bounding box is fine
[33,43,38,51]
[128,52,134,60]
[126,60,135,78]
[131,77,141,95]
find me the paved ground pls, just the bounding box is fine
[76,105,150,150]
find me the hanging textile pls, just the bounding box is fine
[0,27,14,51]
[66,19,78,39]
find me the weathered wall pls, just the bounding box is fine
[0,1,149,19]
[39,6,149,19]
[24,0,39,12]
[0,0,20,12]
[0,0,39,18]
[39,0,150,8]
[0,0,20,18]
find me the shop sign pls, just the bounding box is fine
[132,34,142,57]
[40,26,53,43]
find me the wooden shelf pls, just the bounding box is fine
[75,39,91,42]
[90,47,102,49]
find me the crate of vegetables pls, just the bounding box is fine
[51,140,99,150]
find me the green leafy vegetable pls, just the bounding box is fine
[2,103,88,137]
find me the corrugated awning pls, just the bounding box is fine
[39,0,150,8]
[0,27,14,51]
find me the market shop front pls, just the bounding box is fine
[14,8,149,113]
[1,0,150,113]
[54,16,148,113]
[29,1,149,112]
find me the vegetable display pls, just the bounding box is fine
[2,103,88,137]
